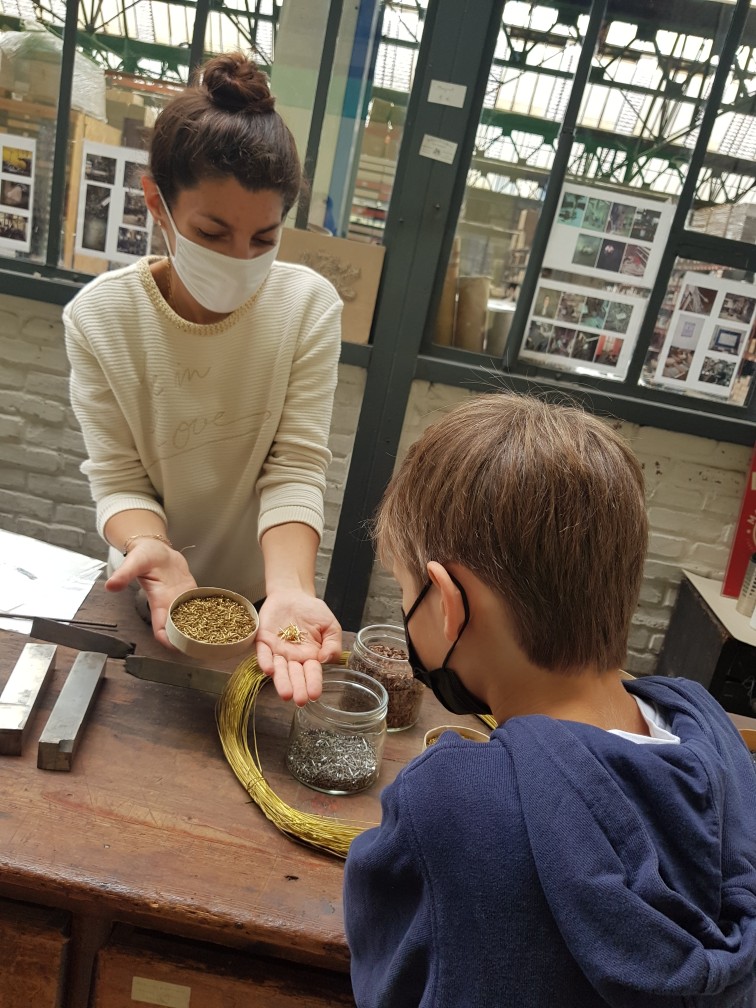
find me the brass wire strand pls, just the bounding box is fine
[216,653,378,859]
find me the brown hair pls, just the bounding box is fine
[148,52,302,213]
[375,393,648,674]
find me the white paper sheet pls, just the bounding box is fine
[0,529,106,634]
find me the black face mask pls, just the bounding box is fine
[402,572,491,716]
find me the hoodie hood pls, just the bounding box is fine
[501,677,756,1007]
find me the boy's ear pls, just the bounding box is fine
[427,561,466,644]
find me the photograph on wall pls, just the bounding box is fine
[653,271,755,399]
[521,183,674,377]
[75,141,153,264]
[0,134,35,253]
[545,183,674,284]
[521,277,646,380]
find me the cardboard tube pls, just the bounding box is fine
[454,275,490,351]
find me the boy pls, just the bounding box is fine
[343,393,756,1007]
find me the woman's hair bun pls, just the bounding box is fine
[201,51,275,114]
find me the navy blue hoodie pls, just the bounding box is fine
[344,677,756,1007]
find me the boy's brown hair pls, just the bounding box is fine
[375,393,648,673]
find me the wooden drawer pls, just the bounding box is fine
[92,925,355,1007]
[0,897,70,1007]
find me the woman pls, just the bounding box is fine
[64,52,343,705]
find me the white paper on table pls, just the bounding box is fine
[0,529,106,634]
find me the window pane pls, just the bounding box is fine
[0,10,66,262]
[688,39,756,238]
[346,1,428,243]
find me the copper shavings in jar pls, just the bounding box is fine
[171,596,255,644]
[285,728,379,793]
[350,642,423,731]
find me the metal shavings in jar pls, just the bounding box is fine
[171,596,255,644]
[286,727,379,793]
[278,622,307,644]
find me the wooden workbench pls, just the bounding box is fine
[0,580,485,1007]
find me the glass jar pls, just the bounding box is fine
[285,667,388,795]
[348,624,424,732]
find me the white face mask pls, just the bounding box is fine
[159,192,279,314]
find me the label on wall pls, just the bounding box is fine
[0,133,36,254]
[520,183,674,380]
[75,141,160,264]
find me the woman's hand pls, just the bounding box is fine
[105,540,196,649]
[255,590,342,705]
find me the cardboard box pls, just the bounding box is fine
[92,926,354,1007]
[368,96,392,124]
[279,227,385,344]
[362,121,390,159]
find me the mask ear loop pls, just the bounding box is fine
[403,578,432,623]
[155,188,178,245]
[440,571,470,667]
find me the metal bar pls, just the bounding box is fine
[0,614,117,629]
[0,644,57,757]
[37,651,106,772]
[124,655,231,695]
[29,619,134,659]
[295,0,344,231]
[46,0,81,267]
[188,0,211,80]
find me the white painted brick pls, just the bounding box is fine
[704,487,746,517]
[649,507,731,544]
[648,532,687,559]
[0,390,67,425]
[648,483,705,510]
[0,336,60,370]
[27,473,92,506]
[626,652,659,676]
[628,625,651,650]
[0,365,25,390]
[0,443,61,474]
[0,414,23,439]
[686,542,731,572]
[1,469,26,492]
[0,488,55,520]
[669,459,747,497]
[638,582,664,605]
[25,371,71,403]
[648,633,666,653]
[55,502,97,527]
[632,427,719,463]
[15,519,92,552]
[20,311,68,346]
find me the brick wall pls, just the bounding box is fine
[0,290,751,675]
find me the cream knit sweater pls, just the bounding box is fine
[64,256,342,602]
